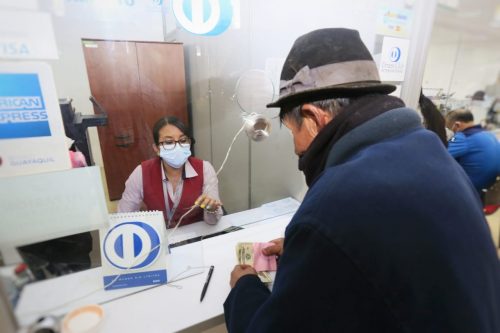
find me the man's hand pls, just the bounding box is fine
[230,265,257,288]
[262,237,284,257]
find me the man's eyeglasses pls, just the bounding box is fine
[158,137,191,150]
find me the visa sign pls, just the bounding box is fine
[173,0,233,36]
[0,74,50,139]
[0,42,30,57]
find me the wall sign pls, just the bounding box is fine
[378,37,410,82]
[0,11,58,60]
[376,7,412,38]
[172,0,233,36]
[0,73,50,139]
[0,62,71,178]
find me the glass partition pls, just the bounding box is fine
[423,0,500,129]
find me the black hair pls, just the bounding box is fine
[419,91,448,147]
[152,116,194,145]
[472,90,485,101]
[445,109,474,124]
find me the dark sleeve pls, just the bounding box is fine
[223,222,398,333]
[224,274,271,333]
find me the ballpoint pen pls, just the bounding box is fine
[200,265,214,302]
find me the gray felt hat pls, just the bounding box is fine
[267,28,396,109]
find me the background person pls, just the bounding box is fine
[118,116,222,228]
[446,109,500,199]
[224,28,500,333]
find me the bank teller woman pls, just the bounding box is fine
[117,116,222,228]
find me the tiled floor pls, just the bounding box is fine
[486,209,500,256]
[202,323,228,333]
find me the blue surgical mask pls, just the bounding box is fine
[159,145,191,168]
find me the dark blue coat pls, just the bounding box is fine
[224,108,500,332]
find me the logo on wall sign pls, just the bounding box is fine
[172,0,233,36]
[0,73,50,140]
[103,222,161,270]
[390,47,402,62]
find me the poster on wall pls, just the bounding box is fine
[376,6,413,38]
[378,37,410,82]
[0,10,58,60]
[0,62,71,178]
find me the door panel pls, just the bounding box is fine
[83,41,151,200]
[136,43,189,130]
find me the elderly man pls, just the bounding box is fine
[446,109,500,197]
[224,28,500,332]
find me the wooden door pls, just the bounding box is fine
[82,40,188,200]
[136,43,188,129]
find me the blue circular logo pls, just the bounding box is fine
[173,0,233,36]
[103,222,161,270]
[390,47,402,62]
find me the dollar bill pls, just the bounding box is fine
[236,242,273,283]
[236,242,254,265]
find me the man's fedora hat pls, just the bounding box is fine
[267,28,396,109]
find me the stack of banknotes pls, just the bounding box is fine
[236,242,278,283]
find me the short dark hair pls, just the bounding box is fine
[445,109,474,125]
[152,116,194,145]
[279,98,350,127]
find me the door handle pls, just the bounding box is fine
[115,134,131,139]
[114,132,134,147]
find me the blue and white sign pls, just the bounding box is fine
[101,212,167,290]
[378,36,410,82]
[0,62,71,178]
[172,0,233,36]
[390,47,402,62]
[103,222,161,270]
[0,74,50,139]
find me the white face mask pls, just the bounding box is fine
[159,145,191,168]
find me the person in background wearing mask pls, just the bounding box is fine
[446,109,500,201]
[224,28,500,333]
[118,116,222,228]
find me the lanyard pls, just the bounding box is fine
[165,179,184,228]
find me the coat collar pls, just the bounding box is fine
[326,107,423,168]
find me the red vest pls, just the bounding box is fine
[142,157,204,228]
